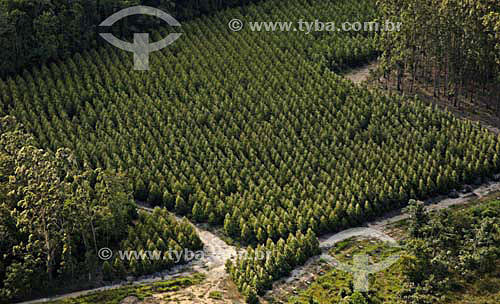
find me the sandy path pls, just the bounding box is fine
[20,179,500,304]
[266,181,500,301]
[20,207,241,304]
[20,180,500,304]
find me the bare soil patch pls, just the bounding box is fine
[362,64,500,133]
[264,181,500,303]
[344,62,378,84]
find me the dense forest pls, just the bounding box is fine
[0,0,262,76]
[226,228,320,302]
[1,0,500,303]
[0,116,202,302]
[400,200,499,303]
[377,0,500,110]
[1,0,389,250]
[1,0,499,285]
[286,199,500,304]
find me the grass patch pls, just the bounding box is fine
[287,198,500,304]
[209,291,224,300]
[47,273,205,304]
[444,271,500,303]
[288,237,405,304]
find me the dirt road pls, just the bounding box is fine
[21,180,500,303]
[20,209,241,304]
[266,181,500,301]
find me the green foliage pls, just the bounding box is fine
[348,292,369,304]
[208,290,223,300]
[377,0,500,100]
[1,0,497,254]
[2,0,500,301]
[227,229,320,301]
[116,208,203,277]
[0,0,269,76]
[102,261,113,282]
[404,199,429,238]
[287,200,499,303]
[286,237,404,304]
[400,200,500,303]
[0,117,202,302]
[0,116,132,300]
[46,273,205,304]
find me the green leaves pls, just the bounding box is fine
[0,117,180,301]
[1,0,500,299]
[378,0,499,102]
[113,208,202,278]
[401,199,500,301]
[227,229,320,300]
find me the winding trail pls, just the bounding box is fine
[266,181,500,300]
[21,181,500,303]
[20,208,240,304]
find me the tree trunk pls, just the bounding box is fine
[43,218,54,281]
[410,62,416,93]
[444,58,449,102]
[397,64,403,92]
[497,81,500,117]
[91,220,98,255]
